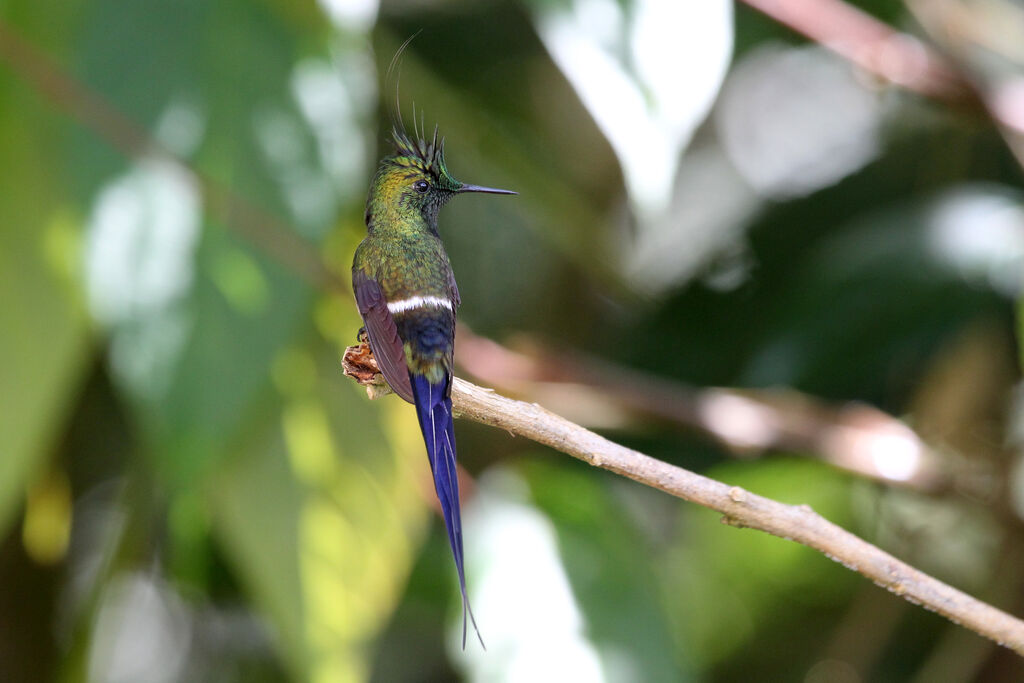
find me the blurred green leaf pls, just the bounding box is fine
[211,333,429,681]
[0,215,89,539]
[0,66,90,538]
[662,458,857,667]
[74,0,321,488]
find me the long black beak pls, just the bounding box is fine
[458,183,517,195]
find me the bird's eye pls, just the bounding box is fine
[413,180,430,193]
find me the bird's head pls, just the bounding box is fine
[366,126,515,230]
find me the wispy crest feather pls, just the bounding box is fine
[392,124,448,177]
[385,31,420,135]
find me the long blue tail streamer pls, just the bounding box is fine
[410,373,484,649]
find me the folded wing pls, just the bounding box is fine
[352,268,415,403]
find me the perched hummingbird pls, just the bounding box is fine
[352,125,515,647]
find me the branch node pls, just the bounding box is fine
[728,486,748,503]
[721,515,747,529]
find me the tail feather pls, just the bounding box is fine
[410,373,483,649]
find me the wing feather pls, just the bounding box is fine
[447,268,461,308]
[352,268,415,403]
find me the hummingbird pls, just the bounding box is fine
[352,124,515,647]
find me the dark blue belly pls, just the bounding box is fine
[396,308,455,361]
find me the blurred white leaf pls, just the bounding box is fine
[715,45,883,200]
[84,154,200,403]
[455,469,606,682]
[532,0,733,220]
[88,573,191,683]
[622,143,758,293]
[926,184,1024,296]
[317,0,378,33]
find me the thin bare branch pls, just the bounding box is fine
[343,343,1024,656]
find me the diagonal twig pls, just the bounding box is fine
[739,0,969,99]
[343,343,1024,657]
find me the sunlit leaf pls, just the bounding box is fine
[211,335,428,681]
[0,73,90,539]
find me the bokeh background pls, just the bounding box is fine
[2,0,1024,681]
